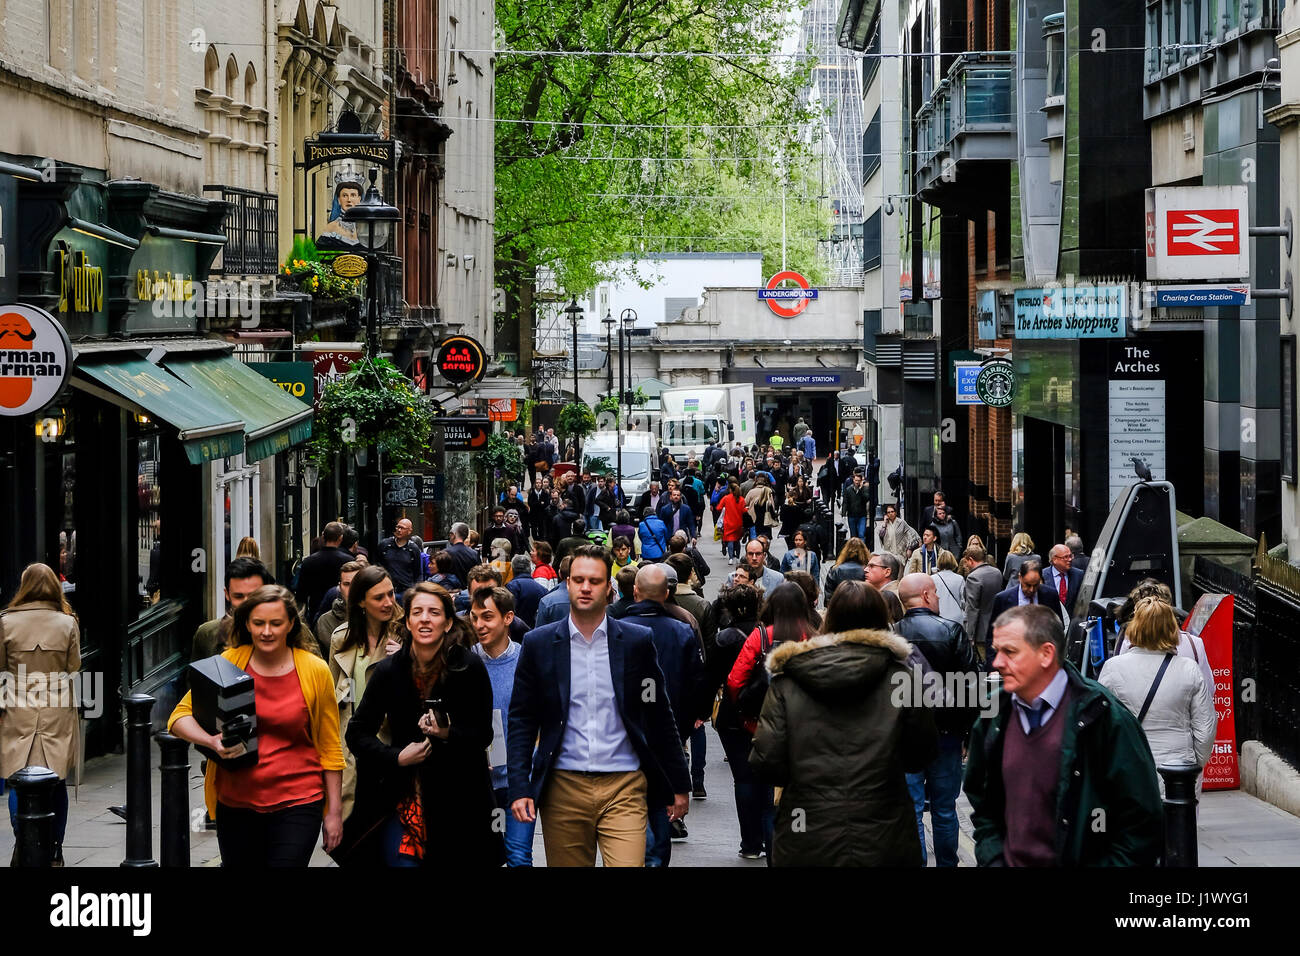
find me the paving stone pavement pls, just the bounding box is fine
[4,499,1297,867]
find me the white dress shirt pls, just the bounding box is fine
[1011,667,1069,734]
[1016,586,1041,606]
[554,614,640,772]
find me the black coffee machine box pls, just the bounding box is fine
[187,655,259,770]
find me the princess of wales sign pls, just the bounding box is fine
[757,270,818,318]
[0,304,72,417]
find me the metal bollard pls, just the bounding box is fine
[121,692,158,868]
[10,766,59,867]
[155,732,191,868]
[1158,764,1200,867]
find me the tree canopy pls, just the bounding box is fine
[495,0,830,294]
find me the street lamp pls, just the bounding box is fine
[342,167,401,356]
[564,298,583,403]
[618,307,638,490]
[341,167,400,551]
[602,309,615,395]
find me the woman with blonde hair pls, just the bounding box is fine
[823,537,871,603]
[1001,532,1041,586]
[168,585,343,865]
[930,550,967,628]
[234,537,260,561]
[1099,597,1216,797]
[1,564,80,866]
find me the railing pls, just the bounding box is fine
[122,598,189,711]
[914,54,1014,173]
[204,185,279,276]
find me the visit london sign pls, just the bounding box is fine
[1145,186,1250,281]
[0,303,72,417]
[757,270,818,318]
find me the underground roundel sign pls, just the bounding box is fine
[975,360,1016,408]
[757,270,819,318]
[0,304,72,417]
[435,334,487,384]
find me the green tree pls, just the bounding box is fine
[495,0,826,300]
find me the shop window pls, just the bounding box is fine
[136,429,163,613]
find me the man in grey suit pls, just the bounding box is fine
[962,545,1004,668]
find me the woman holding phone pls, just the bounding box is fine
[168,585,344,866]
[337,582,504,866]
[328,565,403,818]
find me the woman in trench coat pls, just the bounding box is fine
[1,563,81,866]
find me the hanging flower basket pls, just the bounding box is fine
[308,356,433,476]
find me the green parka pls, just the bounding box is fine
[749,629,938,866]
[963,660,1165,866]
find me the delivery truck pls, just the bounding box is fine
[658,383,756,461]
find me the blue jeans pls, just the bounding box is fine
[588,516,603,531]
[905,734,964,867]
[849,516,868,540]
[8,779,69,846]
[689,725,707,789]
[724,539,741,560]
[494,787,535,867]
[381,813,421,867]
[645,805,673,866]
[719,727,774,858]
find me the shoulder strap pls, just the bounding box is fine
[1136,653,1175,724]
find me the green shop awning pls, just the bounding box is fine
[76,357,247,464]
[76,352,314,464]
[163,355,313,461]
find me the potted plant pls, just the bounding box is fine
[308,356,433,476]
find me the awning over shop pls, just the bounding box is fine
[74,351,313,464]
[76,357,246,463]
[164,355,313,461]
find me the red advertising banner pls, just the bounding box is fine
[1184,593,1239,790]
[311,350,362,410]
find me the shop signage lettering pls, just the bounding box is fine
[764,373,840,385]
[250,361,314,407]
[311,350,362,410]
[1012,284,1128,339]
[0,303,73,417]
[1113,345,1161,375]
[435,334,487,384]
[757,270,818,318]
[303,141,394,169]
[57,248,103,315]
[135,269,195,303]
[441,418,492,450]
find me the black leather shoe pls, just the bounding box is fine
[670,819,688,840]
[108,805,127,820]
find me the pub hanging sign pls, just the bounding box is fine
[0,303,73,417]
[435,334,487,384]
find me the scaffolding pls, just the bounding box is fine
[800,0,866,284]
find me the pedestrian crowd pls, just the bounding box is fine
[0,437,1214,869]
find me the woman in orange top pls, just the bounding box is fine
[169,585,344,866]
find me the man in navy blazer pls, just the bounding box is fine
[507,544,691,866]
[985,559,1063,653]
[657,486,697,541]
[1045,544,1085,616]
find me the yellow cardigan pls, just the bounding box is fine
[168,644,345,819]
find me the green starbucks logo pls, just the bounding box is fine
[975,361,1015,407]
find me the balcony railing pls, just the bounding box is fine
[204,185,279,276]
[914,55,1014,191]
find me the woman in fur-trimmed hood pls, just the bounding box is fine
[749,582,938,867]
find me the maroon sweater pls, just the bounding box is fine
[1001,683,1074,867]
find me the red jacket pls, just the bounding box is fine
[727,626,812,735]
[719,494,747,541]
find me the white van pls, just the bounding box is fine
[580,431,659,499]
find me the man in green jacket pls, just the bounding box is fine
[964,604,1163,866]
[191,557,324,662]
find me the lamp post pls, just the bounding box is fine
[618,308,638,490]
[602,309,615,395]
[341,167,400,550]
[564,298,583,405]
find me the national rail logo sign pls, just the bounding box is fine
[757,270,818,318]
[1145,186,1250,281]
[0,304,72,417]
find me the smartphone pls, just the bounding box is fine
[424,698,449,728]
